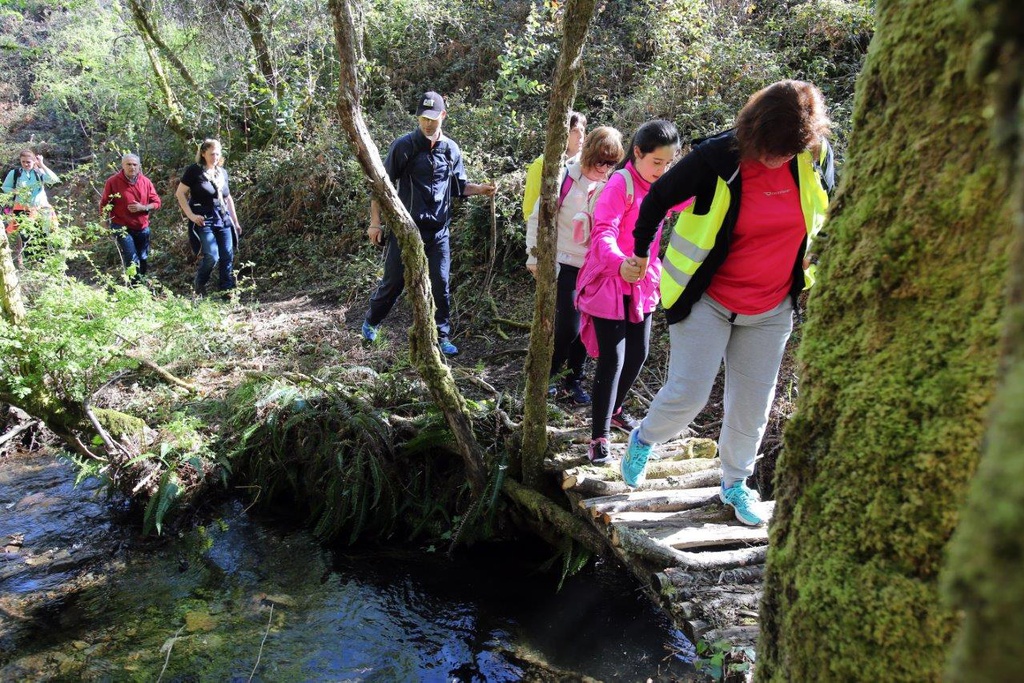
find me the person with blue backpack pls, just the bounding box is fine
[3,148,59,267]
[575,121,687,463]
[621,81,835,527]
[525,126,624,404]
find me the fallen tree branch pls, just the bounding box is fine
[0,419,39,448]
[493,317,532,331]
[502,478,608,556]
[125,351,198,393]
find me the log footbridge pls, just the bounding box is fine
[546,435,770,652]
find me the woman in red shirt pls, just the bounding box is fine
[621,81,835,526]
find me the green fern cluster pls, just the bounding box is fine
[229,378,406,544]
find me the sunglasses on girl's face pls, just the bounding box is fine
[595,159,618,169]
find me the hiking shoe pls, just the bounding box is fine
[621,428,652,488]
[610,408,639,433]
[587,437,613,464]
[439,339,459,356]
[719,481,764,526]
[548,383,558,398]
[564,380,591,405]
[361,321,379,342]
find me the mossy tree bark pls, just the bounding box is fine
[941,1,1024,679]
[521,0,597,489]
[759,2,1011,680]
[0,235,25,325]
[328,0,486,497]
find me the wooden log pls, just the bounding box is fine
[609,505,735,527]
[562,466,722,495]
[700,625,760,649]
[582,487,720,515]
[547,437,717,475]
[688,619,712,642]
[646,457,722,480]
[695,585,762,611]
[610,524,695,567]
[645,521,770,550]
[655,437,718,461]
[655,563,765,591]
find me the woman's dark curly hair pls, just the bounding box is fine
[735,80,831,160]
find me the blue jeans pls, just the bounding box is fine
[365,226,451,340]
[113,224,150,277]
[190,218,235,294]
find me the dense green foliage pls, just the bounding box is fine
[0,0,873,537]
[1,0,872,289]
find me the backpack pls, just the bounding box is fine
[571,168,634,246]
[2,168,22,215]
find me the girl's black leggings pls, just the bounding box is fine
[591,302,652,439]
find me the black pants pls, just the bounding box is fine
[551,264,587,385]
[365,226,452,340]
[591,303,652,439]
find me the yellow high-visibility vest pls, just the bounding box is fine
[660,146,831,309]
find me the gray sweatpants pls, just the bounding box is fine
[638,294,794,487]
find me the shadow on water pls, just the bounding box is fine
[0,453,698,681]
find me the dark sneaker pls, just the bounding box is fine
[439,339,459,356]
[587,437,613,464]
[564,380,591,405]
[610,409,639,433]
[719,481,764,526]
[361,321,379,342]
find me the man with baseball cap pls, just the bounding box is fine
[363,90,496,356]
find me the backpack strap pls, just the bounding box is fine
[557,165,573,208]
[616,168,635,210]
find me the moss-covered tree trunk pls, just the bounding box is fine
[522,0,597,488]
[759,2,1011,680]
[941,1,1024,679]
[0,234,25,324]
[328,0,486,497]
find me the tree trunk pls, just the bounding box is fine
[126,0,229,139]
[137,33,190,142]
[759,2,1011,680]
[229,0,281,102]
[327,0,486,497]
[521,0,598,488]
[0,234,25,325]
[941,2,1024,679]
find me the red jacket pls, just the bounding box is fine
[99,170,161,231]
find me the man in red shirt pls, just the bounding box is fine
[100,154,161,280]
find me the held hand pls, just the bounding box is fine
[634,256,650,278]
[368,225,383,246]
[188,212,205,226]
[35,155,45,168]
[480,183,497,196]
[127,202,145,213]
[619,258,641,283]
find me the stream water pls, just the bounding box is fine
[0,453,698,681]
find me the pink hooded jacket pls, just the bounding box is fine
[576,161,690,356]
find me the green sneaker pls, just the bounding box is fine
[621,428,652,488]
[719,481,764,526]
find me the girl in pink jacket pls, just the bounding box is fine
[576,120,686,463]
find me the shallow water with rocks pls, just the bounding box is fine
[1,452,698,681]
